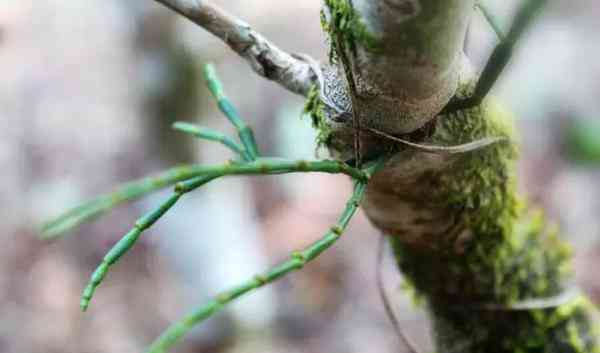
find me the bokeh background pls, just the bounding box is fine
[2,1,600,352]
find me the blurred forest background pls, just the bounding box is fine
[2,1,600,352]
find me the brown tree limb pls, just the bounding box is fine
[152,0,318,96]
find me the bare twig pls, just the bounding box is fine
[152,0,317,96]
[457,286,583,312]
[331,4,363,167]
[376,235,420,353]
[364,126,505,155]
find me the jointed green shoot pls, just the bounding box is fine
[46,63,377,351]
[79,174,217,311]
[145,177,379,353]
[476,1,505,41]
[203,64,260,159]
[172,122,249,160]
[41,165,201,239]
[79,158,368,310]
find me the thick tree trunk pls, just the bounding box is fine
[319,1,600,352]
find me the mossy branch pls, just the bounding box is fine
[319,0,600,352]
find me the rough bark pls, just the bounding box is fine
[153,0,318,96]
[318,1,600,353]
[331,0,474,134]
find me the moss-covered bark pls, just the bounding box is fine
[303,85,333,148]
[314,1,600,351]
[386,85,600,353]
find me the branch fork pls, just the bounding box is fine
[153,0,319,96]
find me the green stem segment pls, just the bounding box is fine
[44,158,365,241]
[171,158,368,187]
[80,175,217,311]
[41,165,203,239]
[172,121,250,161]
[145,181,368,353]
[80,158,368,311]
[203,64,260,159]
[45,64,264,241]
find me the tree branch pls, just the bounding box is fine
[152,0,318,96]
[319,2,600,352]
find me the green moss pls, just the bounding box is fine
[399,277,426,307]
[392,84,572,303]
[303,85,333,148]
[388,83,600,352]
[322,0,381,62]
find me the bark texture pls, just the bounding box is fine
[316,1,600,352]
[378,82,600,353]
[339,0,474,134]
[153,0,317,96]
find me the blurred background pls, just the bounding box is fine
[2,1,600,352]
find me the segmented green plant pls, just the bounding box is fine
[42,64,386,352]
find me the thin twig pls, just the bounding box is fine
[333,17,362,167]
[364,126,506,155]
[152,0,317,96]
[376,234,420,353]
[323,0,363,166]
[476,1,506,41]
[453,286,583,312]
